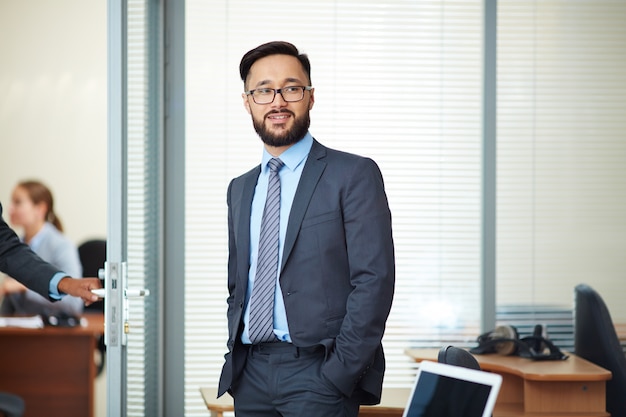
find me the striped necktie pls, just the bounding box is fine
[249,157,284,343]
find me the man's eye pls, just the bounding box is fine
[283,86,301,93]
[255,89,273,95]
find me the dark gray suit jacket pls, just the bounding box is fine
[218,139,395,405]
[0,202,60,299]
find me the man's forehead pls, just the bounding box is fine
[247,55,307,84]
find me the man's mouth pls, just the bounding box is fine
[266,112,293,123]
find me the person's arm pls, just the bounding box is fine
[0,203,100,304]
[18,230,87,315]
[321,157,395,396]
[225,180,239,347]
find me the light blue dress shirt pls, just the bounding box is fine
[241,133,313,344]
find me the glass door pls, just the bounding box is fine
[106,0,162,416]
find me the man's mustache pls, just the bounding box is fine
[264,109,295,119]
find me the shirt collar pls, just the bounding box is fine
[261,132,313,173]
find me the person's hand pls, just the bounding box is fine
[0,277,28,295]
[57,277,102,305]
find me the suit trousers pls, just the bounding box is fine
[232,342,360,417]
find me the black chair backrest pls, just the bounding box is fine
[438,345,481,371]
[77,239,107,376]
[575,283,626,417]
[78,239,106,278]
[78,239,106,313]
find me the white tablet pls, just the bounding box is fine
[402,360,502,417]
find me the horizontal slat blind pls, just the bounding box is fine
[497,1,626,321]
[186,0,483,415]
[126,0,160,415]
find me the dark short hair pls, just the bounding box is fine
[239,41,312,88]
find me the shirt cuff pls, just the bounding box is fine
[49,272,69,300]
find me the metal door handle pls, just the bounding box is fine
[92,288,150,298]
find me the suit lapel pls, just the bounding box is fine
[281,140,327,271]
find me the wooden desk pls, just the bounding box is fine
[0,313,104,417]
[199,386,409,417]
[406,348,611,417]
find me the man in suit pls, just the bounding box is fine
[218,41,395,417]
[0,202,100,304]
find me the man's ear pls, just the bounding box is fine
[242,93,252,114]
[308,88,315,110]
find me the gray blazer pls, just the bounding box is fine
[0,202,60,300]
[218,139,395,405]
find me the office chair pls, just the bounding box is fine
[438,345,481,371]
[575,283,626,417]
[437,345,492,416]
[78,239,106,376]
[0,391,24,417]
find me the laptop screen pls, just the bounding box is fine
[403,361,502,417]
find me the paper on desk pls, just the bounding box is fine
[0,315,44,328]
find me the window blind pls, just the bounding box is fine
[126,0,161,415]
[186,0,484,415]
[497,1,626,321]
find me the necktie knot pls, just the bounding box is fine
[268,158,284,173]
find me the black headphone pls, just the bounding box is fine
[470,324,568,361]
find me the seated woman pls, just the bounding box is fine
[0,180,83,317]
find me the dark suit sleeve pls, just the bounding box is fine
[219,178,243,397]
[321,156,395,398]
[225,179,239,346]
[0,202,61,299]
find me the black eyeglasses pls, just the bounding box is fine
[245,86,313,104]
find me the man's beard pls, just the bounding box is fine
[252,110,310,148]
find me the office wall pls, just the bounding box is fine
[0,0,107,246]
